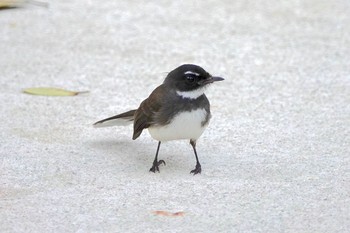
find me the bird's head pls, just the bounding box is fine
[164,64,224,98]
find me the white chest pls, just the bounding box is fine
[148,108,210,142]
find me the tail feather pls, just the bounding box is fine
[93,110,136,128]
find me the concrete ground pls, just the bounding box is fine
[1,0,349,232]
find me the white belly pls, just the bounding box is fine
[148,108,209,142]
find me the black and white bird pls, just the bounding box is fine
[93,64,224,175]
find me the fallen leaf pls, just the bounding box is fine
[23,87,88,96]
[153,210,185,217]
[0,0,21,9]
[172,212,185,216]
[0,0,48,9]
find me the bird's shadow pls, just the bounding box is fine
[88,137,142,154]
[86,138,187,174]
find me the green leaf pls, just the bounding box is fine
[23,87,88,96]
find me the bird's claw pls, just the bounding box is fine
[149,160,166,173]
[190,163,201,175]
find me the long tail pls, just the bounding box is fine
[93,110,136,128]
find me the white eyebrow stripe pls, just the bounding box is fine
[184,71,200,76]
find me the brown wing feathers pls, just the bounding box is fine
[132,85,165,140]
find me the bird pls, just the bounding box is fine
[93,64,224,175]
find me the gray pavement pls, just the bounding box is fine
[1,0,349,232]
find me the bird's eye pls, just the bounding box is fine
[186,75,195,83]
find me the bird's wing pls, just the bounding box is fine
[132,85,165,140]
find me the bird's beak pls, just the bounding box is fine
[211,76,225,82]
[199,76,225,85]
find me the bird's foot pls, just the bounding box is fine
[190,163,201,175]
[149,160,166,173]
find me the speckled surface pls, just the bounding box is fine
[1,0,349,232]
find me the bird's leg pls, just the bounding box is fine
[190,140,201,175]
[149,141,166,173]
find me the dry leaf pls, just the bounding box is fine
[0,0,21,8]
[153,210,185,217]
[23,87,88,96]
[0,0,48,9]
